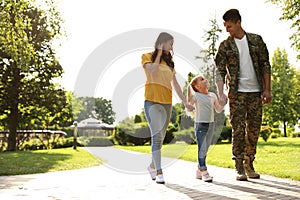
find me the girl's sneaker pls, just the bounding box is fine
[147,166,156,180]
[156,174,165,184]
[202,170,213,182]
[196,169,202,179]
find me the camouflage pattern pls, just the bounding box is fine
[215,31,270,161]
[215,32,271,95]
[229,92,262,159]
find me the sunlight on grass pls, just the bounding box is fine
[116,137,300,181]
[0,147,102,176]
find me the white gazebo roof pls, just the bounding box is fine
[76,118,114,129]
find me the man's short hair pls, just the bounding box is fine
[223,9,241,23]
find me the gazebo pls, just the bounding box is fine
[75,117,114,137]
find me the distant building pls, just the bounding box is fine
[75,118,114,137]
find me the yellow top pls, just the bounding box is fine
[141,52,175,104]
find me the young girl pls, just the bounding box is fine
[187,75,227,182]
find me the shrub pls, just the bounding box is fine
[260,126,272,142]
[272,128,282,136]
[18,136,85,150]
[83,136,114,147]
[19,138,45,150]
[128,126,151,146]
[174,127,195,144]
[113,122,151,146]
[291,132,300,138]
[271,133,280,138]
[218,126,232,143]
[113,125,129,145]
[287,127,295,137]
[113,118,179,146]
[163,123,178,144]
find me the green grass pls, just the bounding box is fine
[116,137,300,181]
[0,147,102,176]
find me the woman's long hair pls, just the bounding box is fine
[151,32,175,69]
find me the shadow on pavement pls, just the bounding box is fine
[165,183,236,200]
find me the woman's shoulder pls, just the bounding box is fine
[142,52,153,58]
[141,52,153,64]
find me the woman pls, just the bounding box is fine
[141,32,194,184]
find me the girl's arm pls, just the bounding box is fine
[172,75,194,111]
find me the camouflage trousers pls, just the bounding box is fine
[228,92,262,159]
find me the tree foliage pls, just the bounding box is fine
[263,48,300,136]
[195,16,222,91]
[75,97,115,125]
[0,0,66,151]
[268,0,300,59]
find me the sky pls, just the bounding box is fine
[53,0,298,122]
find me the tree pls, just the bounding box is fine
[0,0,64,151]
[95,97,115,125]
[268,0,300,59]
[75,97,115,125]
[263,48,300,136]
[195,15,222,91]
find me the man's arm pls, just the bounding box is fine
[262,72,271,104]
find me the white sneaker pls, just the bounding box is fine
[196,169,202,179]
[155,174,165,184]
[147,166,156,180]
[202,170,213,182]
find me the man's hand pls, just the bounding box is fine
[262,90,271,104]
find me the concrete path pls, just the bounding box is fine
[0,147,299,199]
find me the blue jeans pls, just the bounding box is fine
[194,122,214,171]
[144,101,172,173]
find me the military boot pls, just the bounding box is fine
[234,157,247,181]
[244,155,260,179]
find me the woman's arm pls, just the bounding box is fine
[214,93,226,113]
[187,84,195,105]
[143,45,163,74]
[172,75,194,111]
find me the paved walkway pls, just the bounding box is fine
[0,147,299,199]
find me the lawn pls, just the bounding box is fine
[0,147,102,176]
[116,137,300,181]
[1,137,299,181]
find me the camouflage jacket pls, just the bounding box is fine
[215,32,271,94]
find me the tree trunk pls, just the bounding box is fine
[283,121,287,137]
[7,107,18,151]
[7,63,21,151]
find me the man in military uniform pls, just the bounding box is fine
[215,9,272,181]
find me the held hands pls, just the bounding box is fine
[183,101,194,112]
[219,93,228,106]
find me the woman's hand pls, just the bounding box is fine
[157,43,163,56]
[219,93,228,106]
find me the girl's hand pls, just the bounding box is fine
[183,102,194,112]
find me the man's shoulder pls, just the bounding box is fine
[220,36,234,47]
[246,32,263,42]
